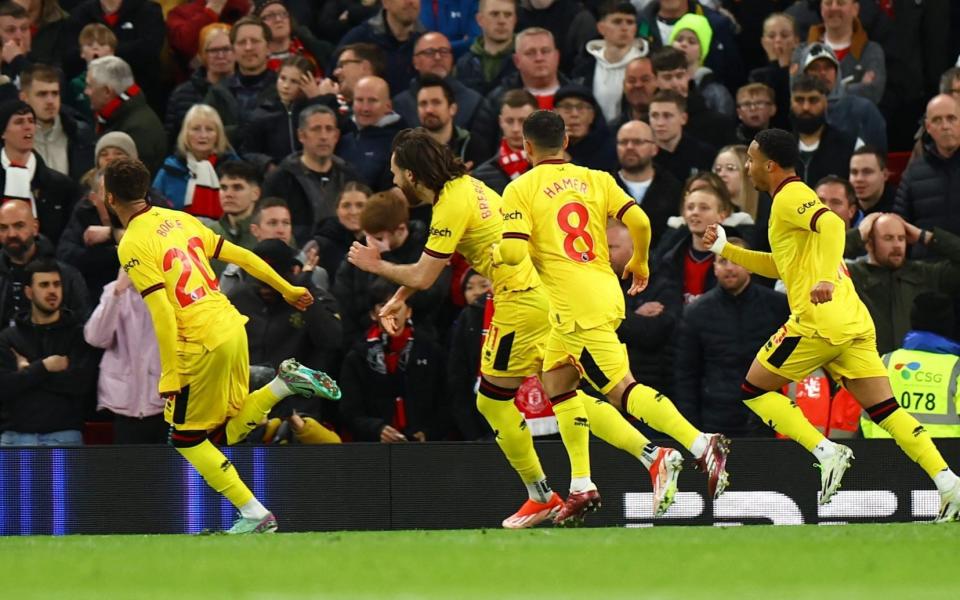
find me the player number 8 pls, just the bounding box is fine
[557,202,596,262]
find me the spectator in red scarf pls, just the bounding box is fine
[254,0,330,77]
[339,276,449,443]
[84,55,165,174]
[152,103,239,218]
[471,88,537,194]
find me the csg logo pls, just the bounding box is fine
[894,361,943,383]
[894,361,921,380]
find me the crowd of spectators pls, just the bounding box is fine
[0,0,959,445]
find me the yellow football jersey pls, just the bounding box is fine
[769,177,874,343]
[501,160,636,332]
[424,175,540,294]
[117,206,247,352]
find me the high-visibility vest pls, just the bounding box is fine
[861,349,960,438]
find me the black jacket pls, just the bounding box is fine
[165,68,215,147]
[446,296,493,441]
[392,77,484,130]
[674,283,789,437]
[54,196,120,301]
[61,107,96,182]
[335,115,407,192]
[472,155,511,195]
[312,216,361,288]
[0,152,81,245]
[795,124,857,187]
[339,330,448,441]
[568,118,617,173]
[229,278,343,416]
[684,87,736,150]
[454,42,517,96]
[95,91,167,176]
[0,237,91,328]
[262,153,362,244]
[333,221,450,345]
[67,0,167,111]
[652,134,716,184]
[894,138,960,257]
[0,309,98,433]
[616,273,681,397]
[517,0,596,74]
[239,95,338,164]
[615,169,683,250]
[335,10,424,95]
[204,70,279,149]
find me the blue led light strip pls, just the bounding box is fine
[52,449,66,535]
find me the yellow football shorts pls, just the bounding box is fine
[757,321,888,384]
[543,319,630,395]
[481,287,550,378]
[165,325,249,431]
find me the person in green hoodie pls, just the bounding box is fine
[454,0,517,95]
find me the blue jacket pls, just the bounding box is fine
[902,331,960,356]
[336,113,408,192]
[152,152,241,210]
[419,0,480,57]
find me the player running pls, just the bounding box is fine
[702,129,960,521]
[494,111,731,524]
[347,129,712,527]
[105,159,341,534]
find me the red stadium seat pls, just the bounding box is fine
[886,151,912,188]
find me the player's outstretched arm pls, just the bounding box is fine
[141,291,182,395]
[348,242,448,291]
[217,240,313,310]
[703,223,781,279]
[620,205,651,294]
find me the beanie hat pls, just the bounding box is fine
[668,13,713,65]
[95,131,138,160]
[0,99,34,133]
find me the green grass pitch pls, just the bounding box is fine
[1,523,956,599]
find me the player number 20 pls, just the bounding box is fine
[557,202,596,262]
[899,391,937,411]
[162,237,219,308]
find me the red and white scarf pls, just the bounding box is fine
[184,153,222,219]
[498,138,530,181]
[95,84,142,134]
[1,149,36,216]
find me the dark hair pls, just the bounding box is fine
[754,128,798,170]
[103,158,150,203]
[368,276,400,309]
[0,2,28,19]
[20,64,61,91]
[650,46,687,74]
[251,196,290,224]
[218,160,262,187]
[815,174,857,206]
[338,43,386,77]
[417,73,455,106]
[391,128,468,194]
[851,144,887,170]
[791,73,830,96]
[361,191,409,233]
[230,16,272,45]
[650,89,687,112]
[25,257,61,285]
[521,110,565,152]
[599,0,636,20]
[500,88,539,112]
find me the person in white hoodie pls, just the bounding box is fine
[570,0,648,124]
